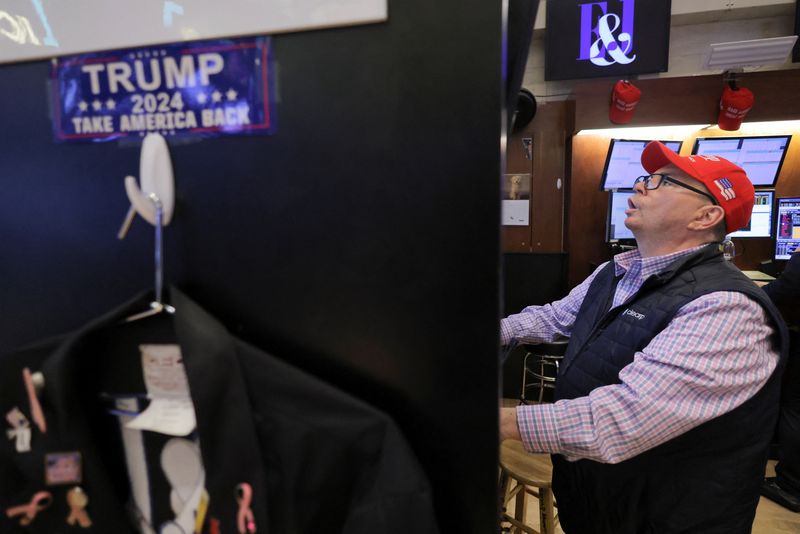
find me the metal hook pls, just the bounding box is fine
[123,193,174,322]
[150,194,164,306]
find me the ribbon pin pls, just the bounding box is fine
[5,491,52,526]
[66,487,92,528]
[5,407,32,453]
[23,368,47,434]
[236,483,256,534]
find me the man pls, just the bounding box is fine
[500,141,788,533]
[761,250,800,512]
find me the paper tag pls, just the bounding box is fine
[125,345,197,436]
[140,345,190,398]
[126,398,196,437]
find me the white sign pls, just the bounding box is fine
[0,0,387,64]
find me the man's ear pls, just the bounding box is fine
[688,205,725,231]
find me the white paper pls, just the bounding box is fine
[502,200,530,226]
[125,345,197,436]
[140,344,191,398]
[126,398,196,437]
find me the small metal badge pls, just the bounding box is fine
[66,486,93,528]
[44,451,83,486]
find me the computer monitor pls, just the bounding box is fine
[692,135,791,188]
[606,191,636,242]
[728,190,774,238]
[600,139,684,191]
[775,197,800,260]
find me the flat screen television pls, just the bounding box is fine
[728,190,774,238]
[544,0,671,81]
[600,139,683,191]
[775,197,800,260]
[606,191,636,242]
[692,135,791,188]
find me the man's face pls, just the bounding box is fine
[624,166,715,238]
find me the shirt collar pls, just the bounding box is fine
[613,245,708,279]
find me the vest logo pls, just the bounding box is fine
[622,308,645,320]
[714,178,736,201]
[577,0,637,67]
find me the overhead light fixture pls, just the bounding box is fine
[576,124,713,137]
[576,120,800,138]
[703,36,798,70]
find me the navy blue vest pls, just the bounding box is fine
[552,245,788,534]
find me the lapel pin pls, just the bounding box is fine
[236,483,256,533]
[5,491,52,526]
[5,407,32,453]
[23,368,47,434]
[45,451,83,486]
[66,486,92,528]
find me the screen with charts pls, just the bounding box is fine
[728,190,774,238]
[692,136,791,187]
[600,140,683,191]
[775,197,800,260]
[606,191,636,242]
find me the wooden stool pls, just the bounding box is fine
[499,440,558,534]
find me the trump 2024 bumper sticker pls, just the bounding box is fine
[51,37,274,142]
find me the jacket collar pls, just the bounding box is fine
[645,243,723,287]
[39,287,269,532]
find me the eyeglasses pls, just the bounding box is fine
[633,174,718,205]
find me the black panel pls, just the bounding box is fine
[502,252,569,316]
[506,0,540,131]
[501,253,568,398]
[0,4,502,533]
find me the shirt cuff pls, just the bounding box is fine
[516,403,561,454]
[500,318,513,346]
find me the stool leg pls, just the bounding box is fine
[514,482,527,533]
[538,359,545,403]
[539,488,555,534]
[520,354,530,404]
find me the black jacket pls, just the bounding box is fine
[553,245,788,534]
[764,251,800,327]
[0,289,439,534]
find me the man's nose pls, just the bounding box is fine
[633,180,647,195]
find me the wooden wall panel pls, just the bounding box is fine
[504,100,574,252]
[575,70,800,131]
[567,136,613,285]
[568,70,800,286]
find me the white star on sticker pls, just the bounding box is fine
[226,89,238,101]
[197,93,207,104]
[92,100,102,111]
[78,101,88,112]
[211,91,222,103]
[106,99,116,110]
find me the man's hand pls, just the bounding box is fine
[500,406,522,441]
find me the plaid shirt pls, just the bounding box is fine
[501,246,779,463]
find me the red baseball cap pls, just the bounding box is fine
[718,86,754,131]
[641,141,755,234]
[609,80,641,124]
